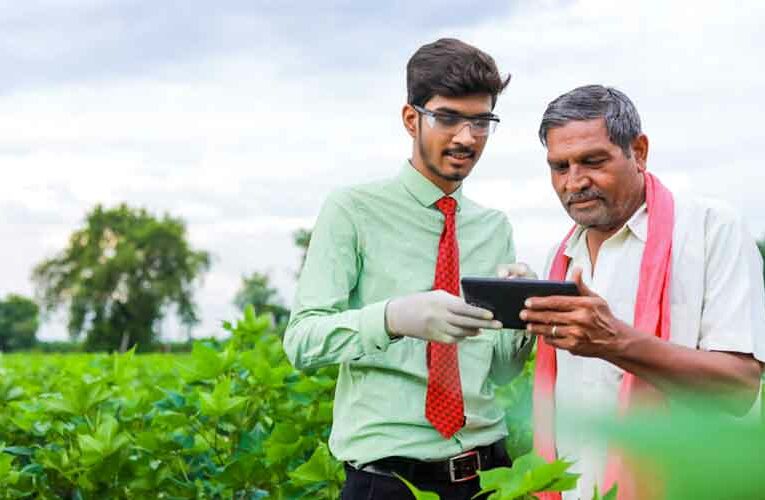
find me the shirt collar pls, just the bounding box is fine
[564,203,648,257]
[399,160,463,209]
[626,203,648,242]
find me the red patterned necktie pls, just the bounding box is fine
[425,196,464,438]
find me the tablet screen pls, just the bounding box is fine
[461,277,579,330]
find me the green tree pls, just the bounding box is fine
[293,228,312,274]
[0,294,39,351]
[233,272,290,326]
[32,204,211,352]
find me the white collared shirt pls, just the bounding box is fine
[544,196,765,500]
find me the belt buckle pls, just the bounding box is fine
[448,450,481,483]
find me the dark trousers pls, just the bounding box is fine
[340,445,512,500]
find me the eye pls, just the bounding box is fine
[470,118,491,130]
[434,114,462,127]
[582,157,606,166]
[549,162,568,172]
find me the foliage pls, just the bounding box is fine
[396,474,440,500]
[475,452,580,499]
[27,340,85,353]
[233,272,290,326]
[0,306,341,498]
[596,403,765,499]
[32,203,211,352]
[0,294,40,352]
[399,451,579,500]
[495,353,534,458]
[292,228,312,274]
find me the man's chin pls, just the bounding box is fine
[427,162,471,182]
[566,208,610,228]
[442,171,468,181]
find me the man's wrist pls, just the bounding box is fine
[359,299,394,353]
[603,319,635,362]
[383,299,402,339]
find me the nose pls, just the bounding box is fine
[452,123,477,146]
[565,165,591,192]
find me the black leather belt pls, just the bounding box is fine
[353,440,509,483]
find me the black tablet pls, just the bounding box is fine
[461,277,579,330]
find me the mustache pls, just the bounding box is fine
[564,189,604,205]
[443,147,475,156]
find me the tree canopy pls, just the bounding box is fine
[32,204,211,352]
[233,272,290,326]
[0,294,39,351]
[293,228,312,274]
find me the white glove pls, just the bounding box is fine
[385,290,503,344]
[496,262,538,280]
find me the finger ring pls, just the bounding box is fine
[551,325,558,338]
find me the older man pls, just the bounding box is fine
[522,85,764,500]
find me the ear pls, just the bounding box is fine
[631,134,649,172]
[402,104,417,139]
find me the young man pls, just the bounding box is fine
[523,85,765,500]
[283,38,533,499]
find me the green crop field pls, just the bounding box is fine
[1,308,762,500]
[0,311,344,499]
[0,307,538,499]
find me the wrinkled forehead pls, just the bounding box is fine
[545,119,617,157]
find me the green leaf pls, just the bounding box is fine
[237,425,268,455]
[77,414,130,466]
[112,345,137,384]
[602,484,618,500]
[0,385,25,403]
[241,350,293,388]
[41,395,78,416]
[264,423,303,464]
[154,389,187,411]
[477,465,515,494]
[199,378,247,418]
[2,446,34,457]
[477,452,577,499]
[0,453,17,479]
[289,443,341,485]
[43,380,111,416]
[178,342,225,381]
[592,484,619,500]
[395,473,441,500]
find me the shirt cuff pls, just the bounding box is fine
[358,299,392,354]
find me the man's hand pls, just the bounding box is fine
[519,267,630,357]
[496,262,538,280]
[385,290,503,344]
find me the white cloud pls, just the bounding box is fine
[2,1,763,342]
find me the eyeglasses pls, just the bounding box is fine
[413,105,500,137]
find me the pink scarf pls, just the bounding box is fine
[533,172,674,500]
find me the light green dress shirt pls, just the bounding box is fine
[283,162,533,465]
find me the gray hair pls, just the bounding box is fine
[538,85,642,157]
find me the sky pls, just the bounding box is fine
[2,0,764,341]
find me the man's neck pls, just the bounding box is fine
[408,158,460,195]
[584,184,647,271]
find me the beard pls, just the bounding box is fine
[562,188,616,229]
[417,130,474,183]
[562,188,643,233]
